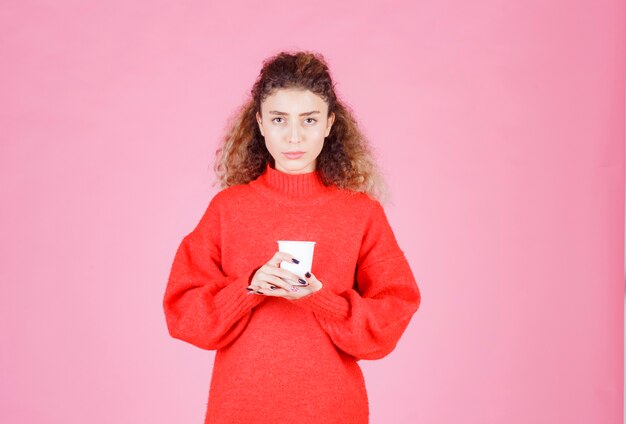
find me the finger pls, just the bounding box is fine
[246,279,270,294]
[268,284,301,295]
[304,271,321,286]
[246,283,263,294]
[257,280,290,293]
[254,271,294,291]
[248,278,303,297]
[266,267,308,286]
[257,286,290,297]
[259,263,307,286]
[266,251,300,268]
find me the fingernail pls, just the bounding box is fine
[292,258,300,264]
[270,285,276,290]
[298,279,306,285]
[305,272,311,278]
[246,288,254,291]
[257,290,263,294]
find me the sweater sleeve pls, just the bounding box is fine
[163,195,266,351]
[290,200,421,361]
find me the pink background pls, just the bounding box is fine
[1,1,624,423]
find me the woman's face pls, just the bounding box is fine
[256,88,335,174]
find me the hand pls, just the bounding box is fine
[256,269,323,300]
[246,251,323,300]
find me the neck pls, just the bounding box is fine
[247,160,345,199]
[263,162,328,197]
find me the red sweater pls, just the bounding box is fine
[163,162,421,423]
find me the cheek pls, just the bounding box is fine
[308,127,326,140]
[264,138,279,153]
[313,136,326,153]
[263,126,280,139]
[265,126,285,138]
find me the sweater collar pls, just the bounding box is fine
[255,162,333,198]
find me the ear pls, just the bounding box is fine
[256,112,264,137]
[325,112,335,137]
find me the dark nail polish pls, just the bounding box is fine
[246,288,253,291]
[305,272,311,278]
[298,279,306,285]
[270,285,276,290]
[292,258,300,264]
[257,290,263,294]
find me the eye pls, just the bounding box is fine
[272,117,284,124]
[304,118,317,124]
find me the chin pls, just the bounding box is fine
[276,159,315,173]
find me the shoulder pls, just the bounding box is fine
[339,189,385,217]
[337,190,395,238]
[208,183,255,208]
[194,184,253,227]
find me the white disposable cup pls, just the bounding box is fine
[277,240,316,284]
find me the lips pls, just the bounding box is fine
[283,151,305,159]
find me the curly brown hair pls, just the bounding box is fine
[211,50,389,203]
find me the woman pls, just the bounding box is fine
[163,50,421,424]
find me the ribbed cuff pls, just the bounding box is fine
[290,286,350,320]
[213,274,266,322]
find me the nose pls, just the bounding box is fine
[289,122,301,143]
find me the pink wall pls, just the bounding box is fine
[1,1,624,423]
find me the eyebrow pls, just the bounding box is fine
[268,110,321,116]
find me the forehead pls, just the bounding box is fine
[262,88,328,113]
